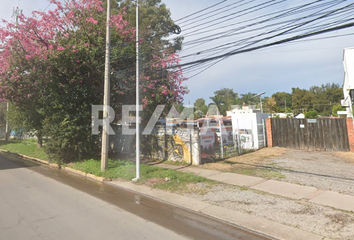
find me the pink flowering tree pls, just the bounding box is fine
[0,0,187,163]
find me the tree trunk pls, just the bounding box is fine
[37,134,43,148]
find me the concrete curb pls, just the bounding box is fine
[0,149,52,166]
[63,167,104,182]
[0,151,104,182]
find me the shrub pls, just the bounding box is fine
[43,113,98,165]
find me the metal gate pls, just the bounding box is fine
[271,118,349,151]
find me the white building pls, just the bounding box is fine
[341,47,354,118]
[227,106,271,149]
[226,105,260,115]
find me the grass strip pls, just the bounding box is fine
[0,139,47,160]
[71,158,211,192]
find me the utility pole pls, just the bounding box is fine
[133,0,140,181]
[101,0,111,171]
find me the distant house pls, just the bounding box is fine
[272,113,295,118]
[295,113,305,119]
[226,105,260,115]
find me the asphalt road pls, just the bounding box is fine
[0,153,272,240]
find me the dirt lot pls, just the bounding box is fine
[200,147,354,196]
[181,147,354,240]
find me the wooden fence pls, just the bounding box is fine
[271,118,349,151]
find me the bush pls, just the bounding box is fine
[305,110,318,119]
[43,113,98,165]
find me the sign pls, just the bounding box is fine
[300,124,305,128]
[307,119,317,123]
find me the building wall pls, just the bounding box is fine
[231,113,270,149]
[342,48,354,117]
[109,125,201,165]
[255,114,272,148]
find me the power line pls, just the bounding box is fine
[177,0,246,26]
[171,21,354,70]
[180,0,351,50]
[181,0,286,33]
[109,0,354,77]
[174,0,227,22]
[43,2,52,11]
[175,1,354,62]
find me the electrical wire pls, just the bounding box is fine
[174,0,227,22]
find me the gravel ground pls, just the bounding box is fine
[180,149,354,240]
[266,149,354,196]
[182,183,354,240]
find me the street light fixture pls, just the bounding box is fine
[253,92,265,113]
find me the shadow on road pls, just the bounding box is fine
[0,152,39,170]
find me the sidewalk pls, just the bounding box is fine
[109,177,331,240]
[151,162,354,213]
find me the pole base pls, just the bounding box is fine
[132,177,140,182]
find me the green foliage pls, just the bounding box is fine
[272,92,292,111]
[292,88,314,114]
[238,92,258,106]
[0,139,47,160]
[0,102,7,126]
[173,103,185,115]
[209,95,224,115]
[194,98,208,114]
[264,96,277,113]
[194,110,205,119]
[286,113,293,118]
[0,139,208,192]
[1,1,186,163]
[292,84,343,116]
[42,113,98,165]
[209,88,239,115]
[7,104,44,143]
[71,158,210,192]
[305,110,319,119]
[197,83,342,117]
[332,103,346,117]
[118,0,177,51]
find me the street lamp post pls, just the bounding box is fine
[253,92,265,113]
[133,0,140,182]
[5,102,9,142]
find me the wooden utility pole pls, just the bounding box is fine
[101,0,111,171]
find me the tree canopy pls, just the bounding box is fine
[202,83,343,117]
[0,0,187,163]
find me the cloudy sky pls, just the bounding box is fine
[1,0,354,105]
